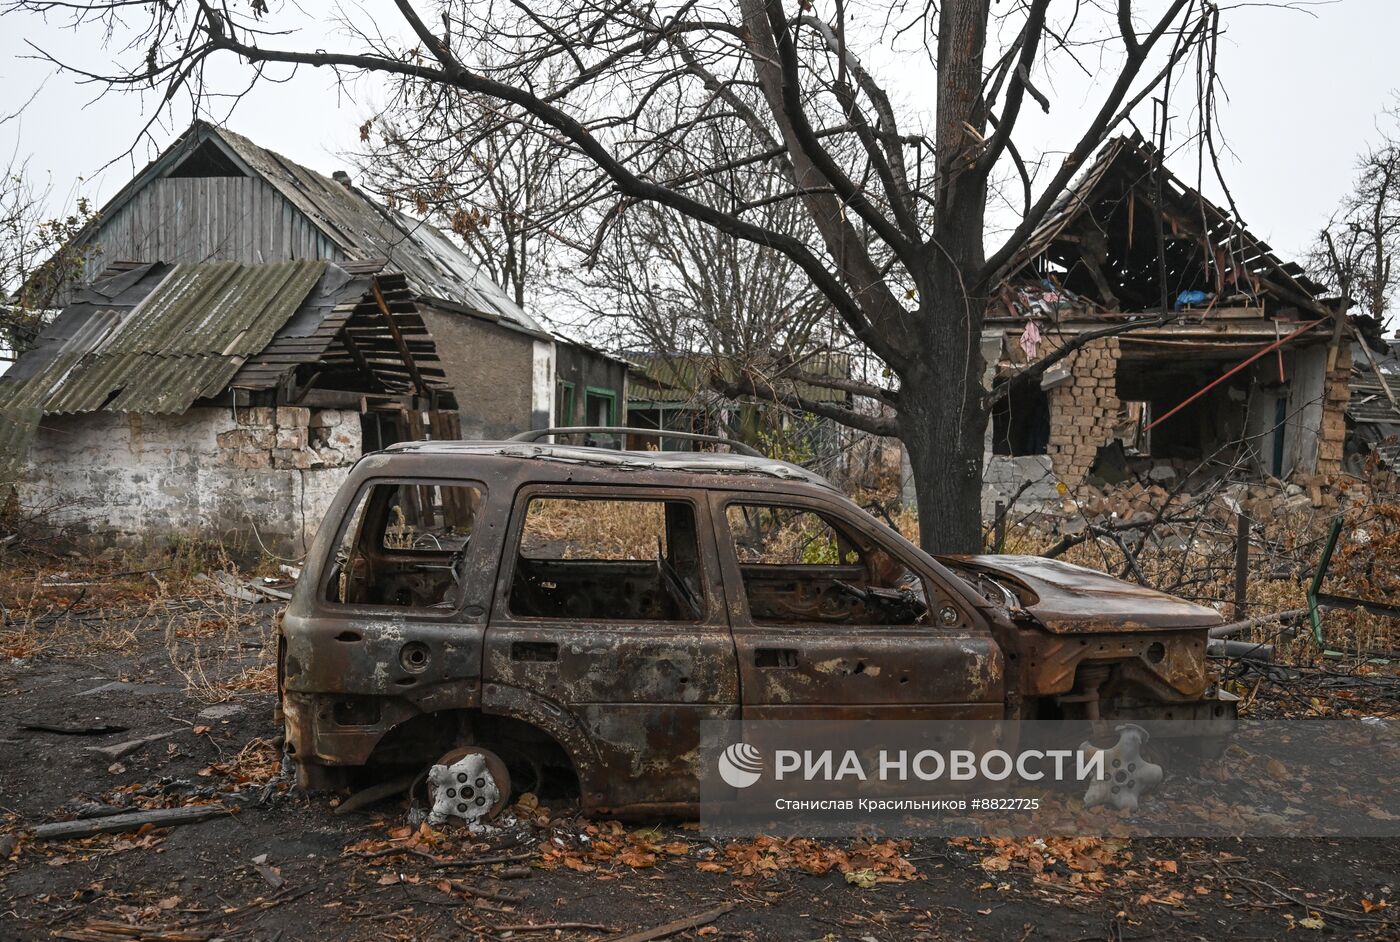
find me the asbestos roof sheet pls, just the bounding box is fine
[1348,380,1400,425]
[0,259,326,416]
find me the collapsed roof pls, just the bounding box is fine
[1347,340,1400,474]
[993,135,1328,318]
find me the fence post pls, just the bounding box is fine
[1233,513,1250,619]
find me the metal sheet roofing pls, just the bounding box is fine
[0,260,325,417]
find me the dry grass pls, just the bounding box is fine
[5,487,1394,693]
[0,541,279,701]
[872,486,1398,666]
[521,497,670,560]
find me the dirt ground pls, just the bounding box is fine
[2,575,1398,942]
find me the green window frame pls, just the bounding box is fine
[584,386,617,425]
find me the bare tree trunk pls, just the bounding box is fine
[899,308,987,555]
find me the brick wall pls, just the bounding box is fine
[1043,335,1122,485]
[1317,344,1352,475]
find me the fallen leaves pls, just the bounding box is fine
[534,825,921,886]
[955,836,1133,892]
[703,835,921,884]
[194,738,283,790]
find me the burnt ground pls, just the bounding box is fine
[1,594,1398,942]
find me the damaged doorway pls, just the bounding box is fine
[990,382,1051,456]
[360,407,462,453]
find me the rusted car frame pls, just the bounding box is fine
[279,434,1234,817]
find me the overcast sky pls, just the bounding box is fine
[0,0,1394,274]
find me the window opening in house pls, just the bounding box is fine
[990,382,1050,456]
[582,388,619,447]
[326,481,482,609]
[509,497,704,621]
[556,381,576,426]
[584,388,615,425]
[1114,400,1152,455]
[1116,356,1249,462]
[725,503,927,626]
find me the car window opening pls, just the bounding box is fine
[726,503,928,626]
[326,482,482,608]
[509,497,705,621]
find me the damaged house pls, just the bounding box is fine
[982,135,1350,511]
[0,260,457,552]
[0,121,620,551]
[1347,334,1400,476]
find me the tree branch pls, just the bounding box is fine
[976,0,1051,174]
[985,313,1179,408]
[709,370,898,437]
[980,0,1199,286]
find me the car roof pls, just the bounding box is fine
[380,439,836,488]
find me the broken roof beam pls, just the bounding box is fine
[370,279,427,397]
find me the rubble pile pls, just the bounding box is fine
[1018,464,1382,535]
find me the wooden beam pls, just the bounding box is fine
[32,805,229,840]
[370,280,426,396]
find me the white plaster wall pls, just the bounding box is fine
[1285,344,1327,476]
[1244,346,1328,478]
[19,406,361,555]
[531,339,555,429]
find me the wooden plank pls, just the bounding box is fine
[32,805,229,840]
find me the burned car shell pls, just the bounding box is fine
[279,442,1234,816]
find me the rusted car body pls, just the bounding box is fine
[278,435,1234,816]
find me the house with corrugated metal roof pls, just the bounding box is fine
[0,121,624,551]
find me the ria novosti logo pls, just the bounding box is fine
[717,742,763,788]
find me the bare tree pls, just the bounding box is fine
[1310,114,1400,333]
[571,118,866,406]
[356,94,572,310]
[0,157,95,358]
[6,0,1241,552]
[365,79,864,424]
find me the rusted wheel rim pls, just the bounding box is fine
[427,746,512,823]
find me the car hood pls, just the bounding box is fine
[938,554,1223,633]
